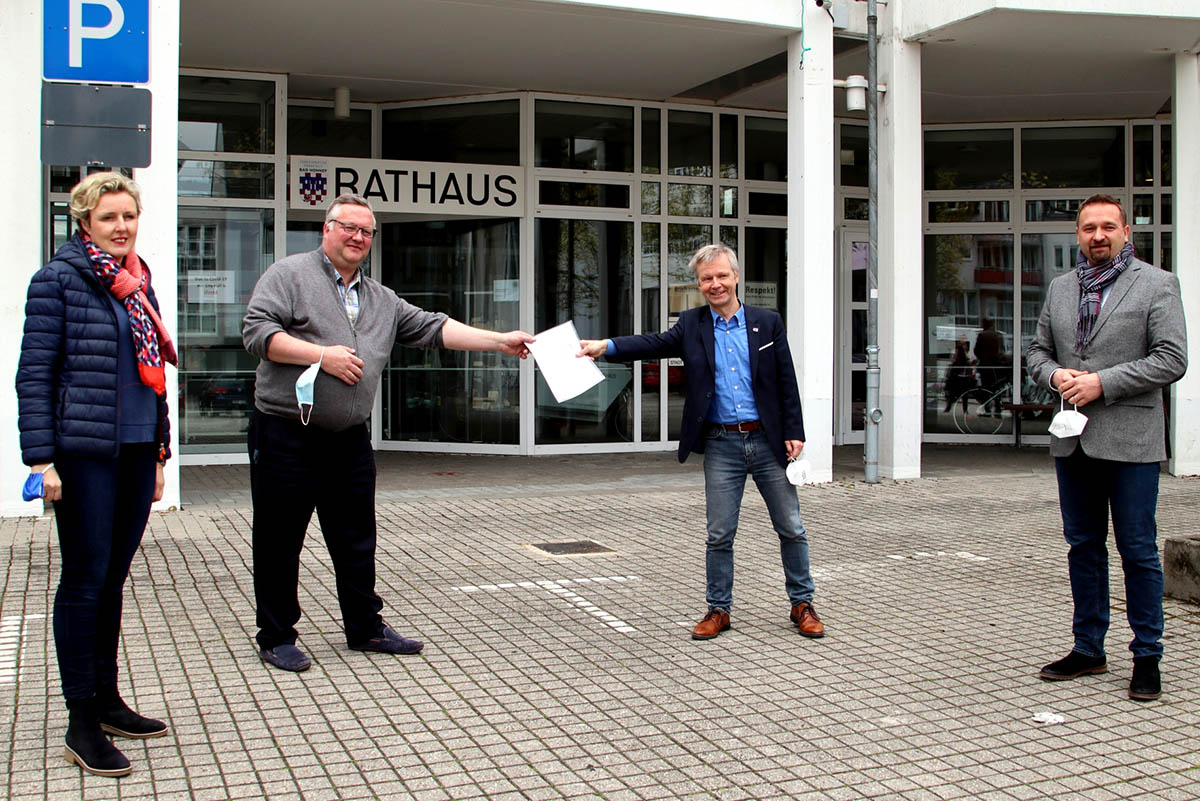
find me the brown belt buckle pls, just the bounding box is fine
[736,420,755,433]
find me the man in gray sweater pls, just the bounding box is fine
[243,193,532,672]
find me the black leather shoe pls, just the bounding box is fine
[97,687,168,739]
[1038,650,1107,681]
[260,644,312,672]
[349,626,424,655]
[64,698,132,777]
[1129,656,1162,701]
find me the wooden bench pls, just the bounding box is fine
[1001,402,1055,447]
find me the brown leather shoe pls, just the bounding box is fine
[691,608,731,640]
[790,601,825,638]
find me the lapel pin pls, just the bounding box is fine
[752,327,759,332]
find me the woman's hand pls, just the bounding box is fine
[32,464,62,502]
[153,462,165,502]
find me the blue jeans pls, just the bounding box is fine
[702,427,815,610]
[52,443,158,700]
[1055,450,1163,659]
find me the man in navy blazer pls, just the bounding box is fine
[580,244,824,640]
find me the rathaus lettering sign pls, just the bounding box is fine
[290,156,524,217]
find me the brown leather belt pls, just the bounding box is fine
[713,420,760,432]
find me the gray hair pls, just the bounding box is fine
[324,193,374,225]
[689,243,739,277]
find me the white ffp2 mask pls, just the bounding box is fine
[1048,396,1087,439]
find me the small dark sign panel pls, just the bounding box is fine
[42,82,151,167]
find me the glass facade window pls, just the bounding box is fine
[1132,194,1154,226]
[641,223,661,442]
[50,166,81,194]
[288,105,372,158]
[924,129,1014,190]
[840,125,868,187]
[668,111,712,177]
[641,182,661,215]
[1133,125,1154,186]
[720,187,737,218]
[719,114,738,179]
[929,201,1009,223]
[667,183,712,217]
[1161,125,1172,187]
[642,108,661,174]
[535,218,634,444]
[380,219,521,444]
[746,117,787,182]
[178,160,274,199]
[747,192,786,216]
[924,233,1015,437]
[1025,198,1081,223]
[539,181,631,209]
[535,100,633,172]
[844,197,868,221]
[1020,126,1123,188]
[177,207,274,451]
[383,100,520,165]
[743,228,786,319]
[179,75,275,153]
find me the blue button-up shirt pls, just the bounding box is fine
[708,305,759,424]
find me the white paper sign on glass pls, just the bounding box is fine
[527,320,605,404]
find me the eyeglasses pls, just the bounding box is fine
[330,220,377,239]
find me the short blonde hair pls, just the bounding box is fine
[68,171,142,225]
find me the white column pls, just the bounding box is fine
[787,21,836,482]
[1,2,47,516]
[1170,53,1200,476]
[877,7,923,479]
[139,0,182,509]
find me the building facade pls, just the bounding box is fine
[4,0,1199,513]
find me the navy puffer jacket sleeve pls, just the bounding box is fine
[16,235,172,465]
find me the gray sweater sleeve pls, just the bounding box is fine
[394,294,448,349]
[242,260,293,359]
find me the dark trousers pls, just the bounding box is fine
[52,443,158,700]
[1055,449,1164,659]
[248,410,383,649]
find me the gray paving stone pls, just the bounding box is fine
[2,448,1199,801]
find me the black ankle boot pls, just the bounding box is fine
[64,698,132,777]
[96,686,169,739]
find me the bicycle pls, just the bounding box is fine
[950,376,1054,435]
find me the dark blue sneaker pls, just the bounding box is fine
[349,626,424,655]
[260,644,312,672]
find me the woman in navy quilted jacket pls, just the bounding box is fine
[16,172,176,777]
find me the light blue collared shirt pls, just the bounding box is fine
[707,305,759,424]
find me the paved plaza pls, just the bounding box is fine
[1,446,1197,800]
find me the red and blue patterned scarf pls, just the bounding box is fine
[81,234,178,396]
[1075,240,1133,354]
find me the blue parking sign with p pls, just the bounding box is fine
[44,0,150,84]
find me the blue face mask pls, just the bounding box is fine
[22,465,52,501]
[22,472,44,501]
[296,350,324,426]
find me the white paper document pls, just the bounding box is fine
[527,320,605,404]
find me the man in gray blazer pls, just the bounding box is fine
[1027,194,1187,701]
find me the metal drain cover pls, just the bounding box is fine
[529,540,616,556]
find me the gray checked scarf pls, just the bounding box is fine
[1075,240,1134,353]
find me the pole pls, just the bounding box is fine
[863,0,882,483]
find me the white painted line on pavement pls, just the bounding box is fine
[0,614,45,689]
[454,575,642,634]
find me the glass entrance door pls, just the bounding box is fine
[377,217,521,447]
